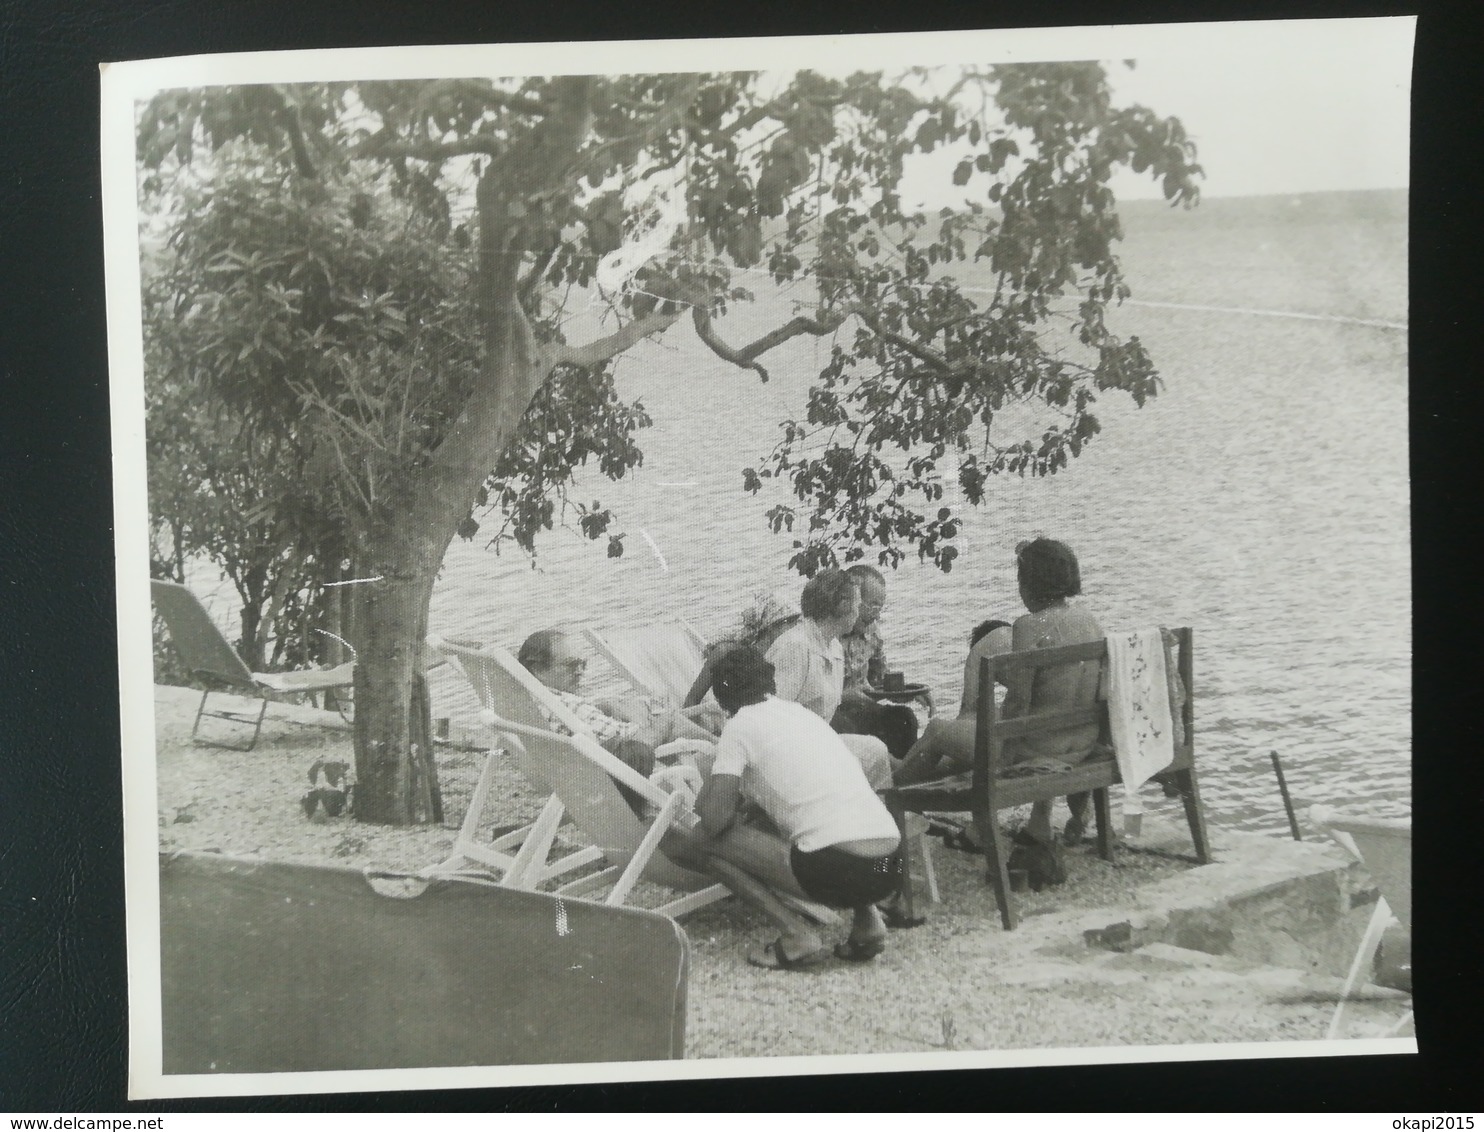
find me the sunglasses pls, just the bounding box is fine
[555,658,587,675]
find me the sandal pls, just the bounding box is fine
[834,937,887,963]
[746,939,830,972]
[880,904,927,930]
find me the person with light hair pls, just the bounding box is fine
[764,570,895,789]
[830,563,921,759]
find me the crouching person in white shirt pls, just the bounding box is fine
[667,645,905,970]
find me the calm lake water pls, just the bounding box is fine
[194,189,1413,834]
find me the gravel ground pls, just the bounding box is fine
[151,684,1394,1062]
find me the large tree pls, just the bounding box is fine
[138,65,1200,824]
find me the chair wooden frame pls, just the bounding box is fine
[584,621,707,706]
[884,627,1210,929]
[151,579,356,752]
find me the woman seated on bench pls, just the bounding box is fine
[896,538,1104,881]
[667,646,905,970]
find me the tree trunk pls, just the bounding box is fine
[349,518,453,825]
[347,89,595,824]
[238,590,265,672]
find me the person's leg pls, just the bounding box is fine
[895,715,975,785]
[1009,802,1066,889]
[788,844,901,957]
[840,733,895,790]
[608,738,656,816]
[1026,800,1054,842]
[833,699,918,760]
[1063,792,1091,843]
[681,823,825,963]
[848,902,888,953]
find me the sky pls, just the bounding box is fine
[1103,25,1413,200]
[891,17,1413,206]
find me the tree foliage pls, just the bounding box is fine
[137,64,1199,823]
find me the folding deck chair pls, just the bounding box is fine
[433,638,836,923]
[585,620,707,706]
[591,620,940,903]
[1309,806,1412,1039]
[151,579,356,751]
[426,639,607,891]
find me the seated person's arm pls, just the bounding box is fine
[766,636,808,705]
[675,702,725,737]
[694,772,742,840]
[1002,618,1042,717]
[565,696,639,746]
[683,654,716,709]
[595,694,669,732]
[960,626,1013,716]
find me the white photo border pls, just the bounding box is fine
[103,17,1417,1101]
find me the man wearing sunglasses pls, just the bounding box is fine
[518,628,716,756]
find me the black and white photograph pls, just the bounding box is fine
[100,17,1416,1100]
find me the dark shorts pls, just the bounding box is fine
[831,699,919,759]
[789,841,904,908]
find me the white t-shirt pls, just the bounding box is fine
[711,696,900,853]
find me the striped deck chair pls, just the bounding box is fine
[584,621,707,707]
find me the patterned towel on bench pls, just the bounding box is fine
[1105,629,1177,814]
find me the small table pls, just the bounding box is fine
[862,682,935,715]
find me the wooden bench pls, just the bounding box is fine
[883,627,1210,929]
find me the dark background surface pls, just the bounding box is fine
[1,0,1478,1112]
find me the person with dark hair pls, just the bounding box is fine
[683,589,802,711]
[830,564,922,760]
[764,569,894,788]
[960,618,1014,716]
[667,646,905,970]
[896,538,1104,886]
[970,618,1013,649]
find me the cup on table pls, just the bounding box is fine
[882,671,905,693]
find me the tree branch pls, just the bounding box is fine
[547,308,687,370]
[354,133,503,162]
[691,305,854,382]
[852,307,956,374]
[279,100,319,179]
[579,75,703,174]
[518,241,560,311]
[413,79,550,120]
